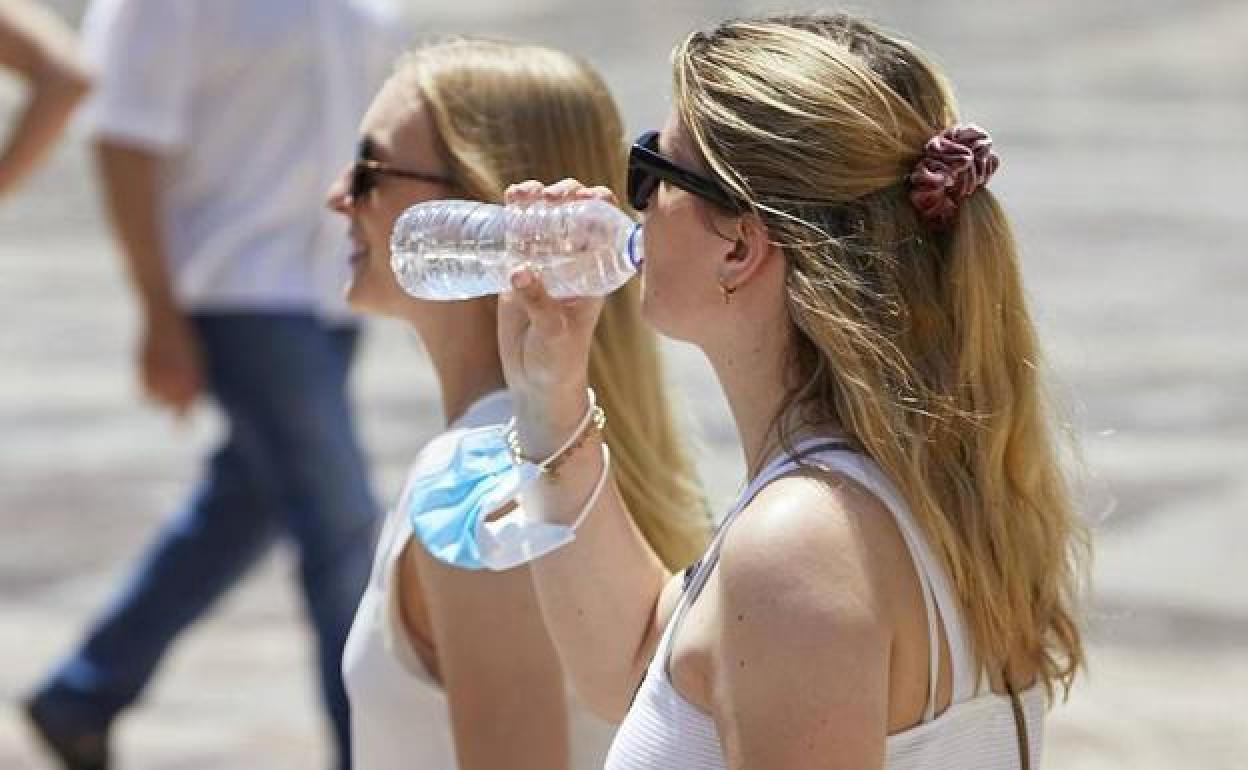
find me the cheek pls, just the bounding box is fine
[637,214,672,323]
[638,209,717,337]
[371,198,408,254]
[346,205,411,315]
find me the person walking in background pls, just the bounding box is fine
[0,0,89,199]
[25,2,406,768]
[326,39,709,770]
[500,12,1087,769]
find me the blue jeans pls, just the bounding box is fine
[33,313,381,769]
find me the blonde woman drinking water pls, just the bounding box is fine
[500,12,1087,770]
[325,39,708,770]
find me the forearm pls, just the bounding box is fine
[497,192,677,719]
[94,141,177,315]
[0,1,89,196]
[530,488,671,719]
[517,396,672,718]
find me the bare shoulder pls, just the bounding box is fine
[715,467,904,623]
[705,469,898,764]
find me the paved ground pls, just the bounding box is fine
[2,0,1246,768]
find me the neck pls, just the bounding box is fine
[704,305,838,481]
[400,300,506,427]
[704,314,794,480]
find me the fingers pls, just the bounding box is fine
[573,184,619,207]
[504,178,620,209]
[146,368,199,417]
[171,370,201,416]
[504,180,545,207]
[542,178,584,200]
[169,389,197,420]
[140,335,201,418]
[508,266,564,339]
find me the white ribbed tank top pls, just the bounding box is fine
[604,438,1044,770]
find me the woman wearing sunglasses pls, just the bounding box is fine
[501,12,1087,770]
[325,39,708,770]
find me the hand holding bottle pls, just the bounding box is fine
[498,179,614,456]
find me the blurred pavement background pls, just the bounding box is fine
[2,0,1245,767]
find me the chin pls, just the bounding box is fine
[345,279,384,316]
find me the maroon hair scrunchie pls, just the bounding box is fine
[908,123,1000,228]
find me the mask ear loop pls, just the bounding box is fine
[567,443,611,532]
[476,441,609,566]
[496,442,609,569]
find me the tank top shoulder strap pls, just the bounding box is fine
[658,441,979,713]
[800,449,979,706]
[659,437,850,678]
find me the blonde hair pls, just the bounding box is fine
[673,14,1087,697]
[394,39,710,570]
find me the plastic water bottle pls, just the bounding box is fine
[389,199,643,300]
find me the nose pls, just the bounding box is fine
[326,164,354,214]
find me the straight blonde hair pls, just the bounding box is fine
[673,14,1087,697]
[394,39,710,570]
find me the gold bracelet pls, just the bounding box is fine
[505,388,606,478]
[540,406,605,479]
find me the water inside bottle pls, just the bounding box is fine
[389,198,638,299]
[394,250,507,300]
[394,249,585,300]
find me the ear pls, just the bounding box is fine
[717,213,780,293]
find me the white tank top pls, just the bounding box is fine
[605,438,1045,770]
[341,390,617,770]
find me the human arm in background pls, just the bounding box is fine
[83,0,201,415]
[0,0,90,198]
[95,141,201,415]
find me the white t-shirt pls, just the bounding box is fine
[342,390,617,770]
[79,0,407,319]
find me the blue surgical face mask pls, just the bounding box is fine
[402,423,578,571]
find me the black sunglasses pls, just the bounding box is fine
[627,130,740,213]
[349,138,454,199]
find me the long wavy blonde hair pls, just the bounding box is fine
[673,14,1087,697]
[393,39,710,570]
